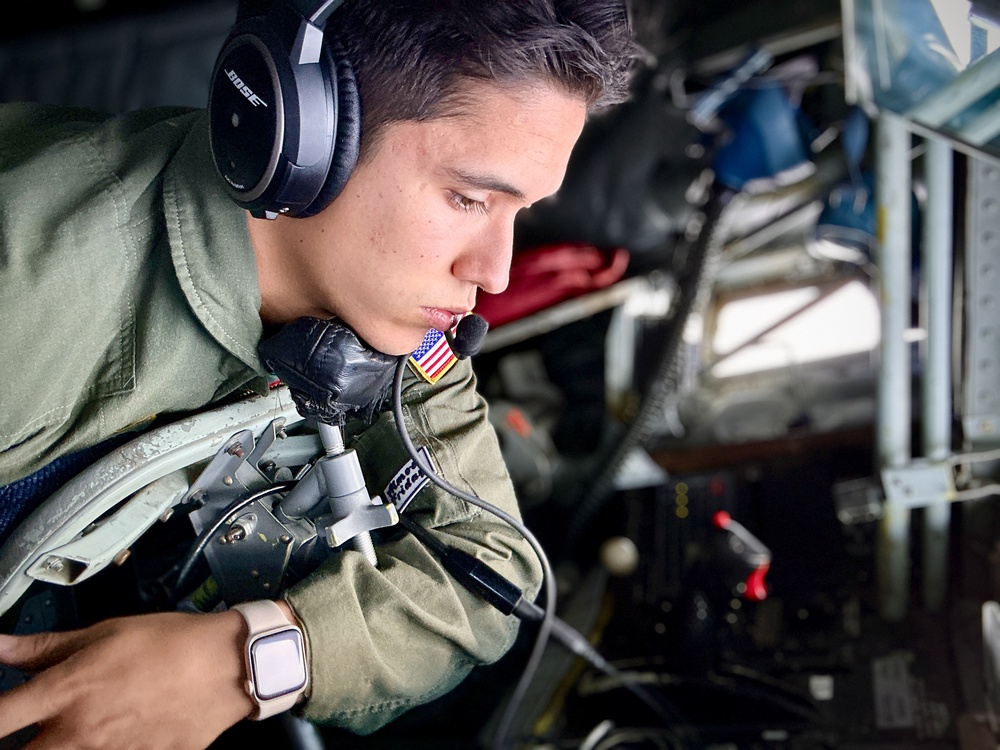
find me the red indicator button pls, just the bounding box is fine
[744,562,770,602]
[712,510,731,529]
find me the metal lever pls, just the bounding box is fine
[313,423,398,566]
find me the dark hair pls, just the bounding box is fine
[332,0,638,160]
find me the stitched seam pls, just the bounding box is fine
[331,654,477,719]
[0,405,71,443]
[164,178,257,364]
[94,138,137,394]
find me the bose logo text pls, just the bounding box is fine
[226,69,268,107]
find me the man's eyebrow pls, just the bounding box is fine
[445,167,527,202]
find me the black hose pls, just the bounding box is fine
[562,184,737,558]
[170,482,294,605]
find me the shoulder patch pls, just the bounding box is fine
[384,446,435,513]
[408,328,458,384]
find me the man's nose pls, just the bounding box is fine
[453,223,513,295]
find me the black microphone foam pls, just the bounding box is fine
[446,313,489,359]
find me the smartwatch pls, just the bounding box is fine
[232,600,309,720]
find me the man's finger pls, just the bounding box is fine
[0,672,61,741]
[0,629,90,671]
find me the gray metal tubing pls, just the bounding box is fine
[907,45,1000,129]
[875,111,913,621]
[920,135,954,612]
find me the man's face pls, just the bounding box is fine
[273,81,588,355]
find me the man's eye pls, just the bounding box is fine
[450,191,489,215]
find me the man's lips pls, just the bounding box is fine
[423,307,467,332]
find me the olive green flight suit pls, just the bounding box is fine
[0,103,539,733]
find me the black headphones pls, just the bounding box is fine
[208,0,361,219]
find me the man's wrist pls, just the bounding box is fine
[212,608,260,722]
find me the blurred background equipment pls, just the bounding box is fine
[2,0,1000,748]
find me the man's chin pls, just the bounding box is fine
[352,325,428,358]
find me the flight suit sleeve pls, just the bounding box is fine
[282,357,542,733]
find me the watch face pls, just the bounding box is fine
[249,629,307,700]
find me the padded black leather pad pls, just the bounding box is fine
[299,37,361,217]
[258,317,397,425]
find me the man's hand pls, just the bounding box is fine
[0,609,255,749]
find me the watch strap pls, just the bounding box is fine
[233,600,308,720]
[234,599,293,632]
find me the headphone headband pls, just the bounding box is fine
[288,0,348,27]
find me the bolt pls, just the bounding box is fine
[226,442,245,458]
[276,428,288,440]
[224,525,247,544]
[223,476,234,486]
[44,558,64,573]
[261,461,277,473]
[113,549,131,566]
[158,508,175,523]
[262,582,272,591]
[279,534,292,544]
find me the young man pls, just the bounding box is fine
[0,0,635,747]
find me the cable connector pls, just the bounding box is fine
[400,517,609,669]
[400,516,524,615]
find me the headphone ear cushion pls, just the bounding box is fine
[299,38,362,218]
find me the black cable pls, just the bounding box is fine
[170,482,294,604]
[399,515,685,729]
[563,184,737,558]
[391,357,557,750]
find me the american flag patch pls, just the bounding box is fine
[408,327,458,383]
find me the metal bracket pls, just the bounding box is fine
[187,418,287,534]
[0,386,303,618]
[202,500,315,604]
[880,460,956,509]
[320,502,399,548]
[832,476,884,524]
[27,471,189,586]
